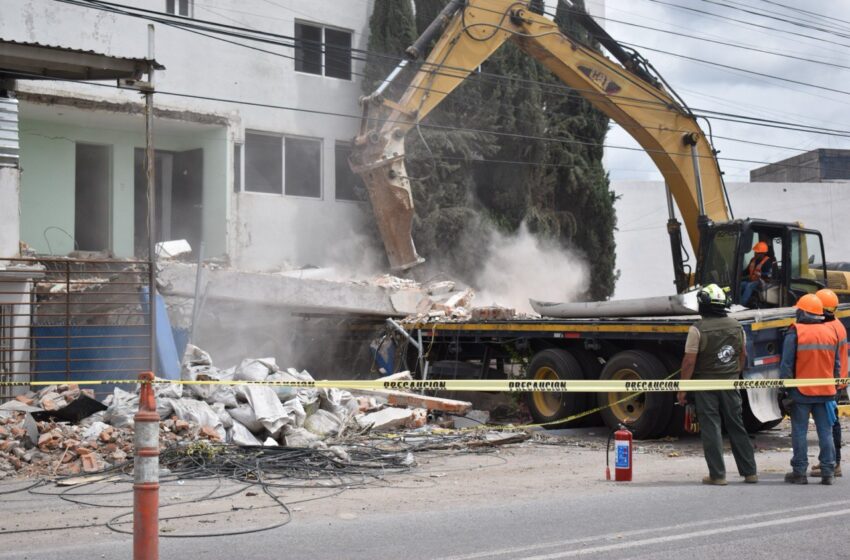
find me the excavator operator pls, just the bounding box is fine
[740,241,775,307]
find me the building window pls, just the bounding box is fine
[245,132,322,198]
[233,142,243,193]
[335,143,365,202]
[165,0,193,17]
[285,137,322,198]
[294,22,352,80]
[245,133,282,194]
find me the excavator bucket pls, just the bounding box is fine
[350,134,424,271]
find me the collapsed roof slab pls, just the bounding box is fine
[158,263,403,318]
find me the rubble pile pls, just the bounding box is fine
[0,345,478,479]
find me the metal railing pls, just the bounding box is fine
[0,257,153,401]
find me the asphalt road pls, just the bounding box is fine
[3,475,848,560]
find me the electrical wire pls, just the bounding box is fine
[56,0,850,135]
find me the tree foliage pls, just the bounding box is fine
[363,0,618,298]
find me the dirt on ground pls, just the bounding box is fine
[1,416,837,549]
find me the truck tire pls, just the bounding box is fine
[655,352,687,437]
[570,348,605,427]
[524,349,588,428]
[598,350,672,439]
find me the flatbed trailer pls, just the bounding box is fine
[398,305,850,439]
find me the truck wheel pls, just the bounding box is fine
[655,352,687,437]
[570,348,605,427]
[524,349,587,428]
[598,350,672,439]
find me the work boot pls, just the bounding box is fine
[702,476,728,486]
[811,464,842,477]
[822,476,835,486]
[784,471,808,484]
[744,475,759,483]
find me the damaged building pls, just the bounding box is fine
[0,1,405,376]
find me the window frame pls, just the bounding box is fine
[243,130,323,200]
[244,131,284,195]
[293,20,353,81]
[165,0,193,17]
[284,135,323,200]
[333,141,365,203]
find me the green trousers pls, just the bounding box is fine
[695,390,757,479]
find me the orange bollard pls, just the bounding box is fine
[134,371,159,560]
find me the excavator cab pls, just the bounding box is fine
[696,220,827,308]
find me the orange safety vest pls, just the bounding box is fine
[747,255,770,282]
[794,322,839,397]
[826,319,848,388]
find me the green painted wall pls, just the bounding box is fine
[18,118,227,258]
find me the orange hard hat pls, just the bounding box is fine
[796,293,824,315]
[816,288,839,312]
[753,241,769,253]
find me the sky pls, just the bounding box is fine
[549,0,850,182]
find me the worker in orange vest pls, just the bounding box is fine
[781,294,842,485]
[740,241,774,307]
[811,289,848,478]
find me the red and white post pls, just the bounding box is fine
[134,371,159,560]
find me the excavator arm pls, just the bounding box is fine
[351,0,730,272]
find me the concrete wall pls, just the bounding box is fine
[18,118,226,256]
[0,167,20,257]
[613,181,850,300]
[1,0,375,268]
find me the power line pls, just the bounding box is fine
[757,0,850,29]
[12,69,843,175]
[58,0,850,147]
[559,6,850,71]
[39,1,850,158]
[699,0,850,40]
[642,0,850,50]
[65,0,850,129]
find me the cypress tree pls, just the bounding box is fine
[542,0,619,300]
[362,0,617,298]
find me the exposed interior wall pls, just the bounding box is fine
[0,167,21,256]
[18,116,226,257]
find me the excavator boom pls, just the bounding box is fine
[351,0,730,272]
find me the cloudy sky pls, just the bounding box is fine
[557,0,850,182]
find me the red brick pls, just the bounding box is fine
[81,453,104,473]
[200,426,221,441]
[41,398,57,412]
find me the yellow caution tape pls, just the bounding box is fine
[1,377,845,392]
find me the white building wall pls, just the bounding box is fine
[0,168,20,257]
[613,181,850,300]
[1,0,375,268]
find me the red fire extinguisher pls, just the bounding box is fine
[606,425,633,482]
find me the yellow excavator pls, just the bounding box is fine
[351,0,850,305]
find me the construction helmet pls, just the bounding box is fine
[753,241,769,253]
[795,293,824,315]
[697,283,730,308]
[815,288,839,313]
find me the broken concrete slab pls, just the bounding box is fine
[354,390,472,415]
[357,407,419,431]
[158,263,404,317]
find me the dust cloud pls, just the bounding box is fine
[472,223,589,314]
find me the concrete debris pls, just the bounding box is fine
[372,274,421,291]
[355,389,472,415]
[470,306,517,321]
[0,345,491,479]
[452,409,491,429]
[156,239,192,259]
